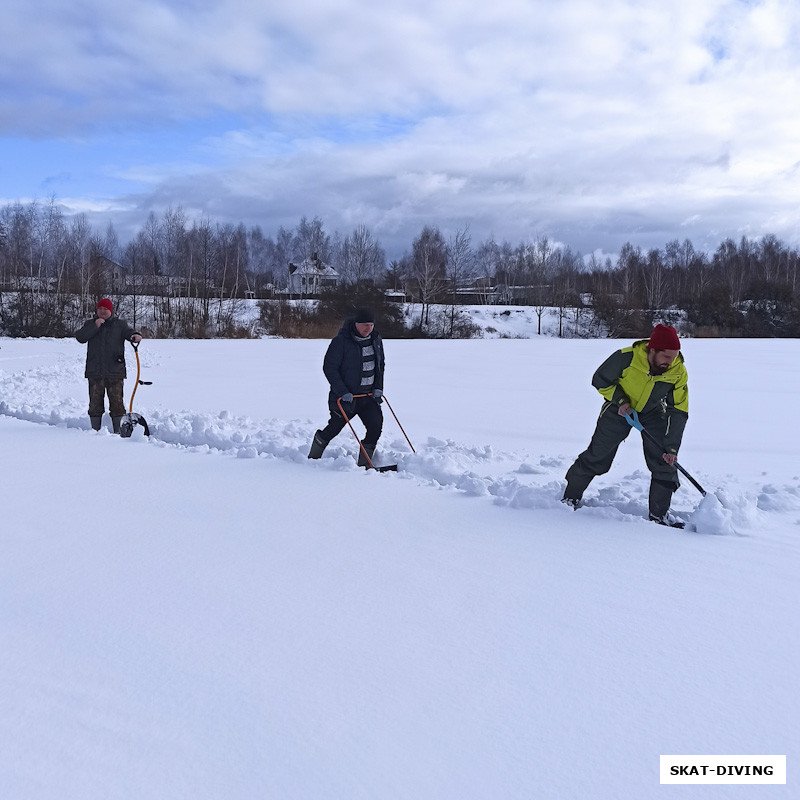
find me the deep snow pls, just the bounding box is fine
[0,333,797,799]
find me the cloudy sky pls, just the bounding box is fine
[2,0,799,259]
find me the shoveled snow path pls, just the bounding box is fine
[2,341,798,536]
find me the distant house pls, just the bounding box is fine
[82,255,126,291]
[287,253,339,297]
[123,273,188,296]
[15,276,58,292]
[456,276,500,305]
[384,289,407,303]
[496,284,529,304]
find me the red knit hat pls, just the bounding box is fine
[97,298,113,314]
[649,323,680,351]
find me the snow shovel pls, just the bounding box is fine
[336,392,415,471]
[625,410,706,496]
[120,341,152,438]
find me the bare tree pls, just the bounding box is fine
[246,225,278,294]
[713,238,748,305]
[159,207,188,297]
[642,248,666,310]
[141,212,162,275]
[758,234,785,285]
[273,226,294,292]
[473,238,501,304]
[187,219,216,334]
[445,225,475,335]
[336,224,386,290]
[410,225,448,327]
[616,242,642,306]
[526,236,556,334]
[69,213,92,312]
[293,216,331,264]
[549,247,582,337]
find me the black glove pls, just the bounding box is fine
[372,389,383,404]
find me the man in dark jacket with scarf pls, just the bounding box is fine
[75,298,142,433]
[562,324,689,526]
[308,307,385,467]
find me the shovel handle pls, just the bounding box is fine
[625,412,706,496]
[624,410,643,431]
[126,342,151,411]
[337,395,377,469]
[337,393,416,454]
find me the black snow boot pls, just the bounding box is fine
[357,440,376,468]
[649,512,685,529]
[649,479,676,519]
[308,430,328,459]
[111,416,123,435]
[561,484,583,509]
[90,416,103,431]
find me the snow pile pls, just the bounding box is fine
[689,491,759,536]
[757,482,800,513]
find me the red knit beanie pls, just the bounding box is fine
[648,323,680,351]
[97,298,113,314]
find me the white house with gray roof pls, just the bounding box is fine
[287,253,339,297]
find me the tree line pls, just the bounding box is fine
[1,198,799,337]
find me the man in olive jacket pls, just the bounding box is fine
[75,298,142,433]
[563,324,689,525]
[308,307,385,467]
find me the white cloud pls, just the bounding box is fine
[2,0,800,256]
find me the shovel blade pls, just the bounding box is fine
[119,414,135,438]
[119,412,150,439]
[377,464,398,472]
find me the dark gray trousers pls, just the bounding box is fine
[88,378,126,418]
[564,402,679,516]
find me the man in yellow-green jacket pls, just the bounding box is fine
[562,324,689,525]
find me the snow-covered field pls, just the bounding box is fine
[1,334,797,799]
